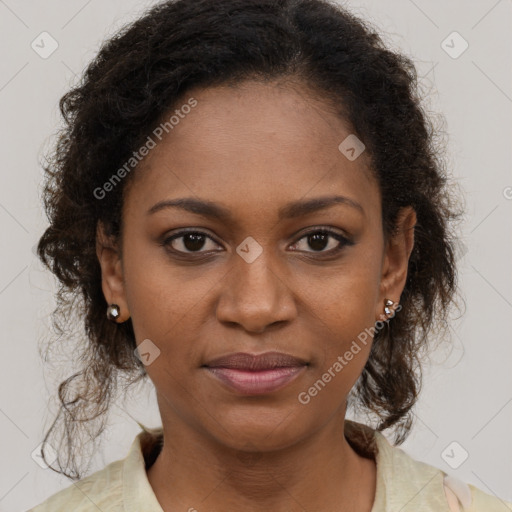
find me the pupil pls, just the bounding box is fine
[309,233,328,251]
[184,233,205,251]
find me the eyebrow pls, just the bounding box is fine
[147,195,364,222]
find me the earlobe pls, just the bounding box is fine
[376,207,416,319]
[96,221,130,322]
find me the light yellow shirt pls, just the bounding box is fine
[28,420,512,511]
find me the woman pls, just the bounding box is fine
[29,0,511,510]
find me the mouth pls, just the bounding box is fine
[203,351,308,395]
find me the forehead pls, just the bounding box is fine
[124,80,380,226]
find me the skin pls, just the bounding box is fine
[96,80,416,512]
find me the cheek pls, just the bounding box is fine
[122,239,216,340]
[303,254,381,332]
[299,316,375,414]
[298,258,381,399]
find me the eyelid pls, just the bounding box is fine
[295,225,350,239]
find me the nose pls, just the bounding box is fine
[215,251,297,333]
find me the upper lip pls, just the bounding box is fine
[204,351,308,370]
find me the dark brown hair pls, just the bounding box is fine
[36,0,464,479]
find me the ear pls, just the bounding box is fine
[96,221,130,322]
[376,206,416,320]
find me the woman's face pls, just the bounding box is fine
[98,80,415,451]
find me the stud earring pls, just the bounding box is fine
[107,304,121,322]
[384,298,395,317]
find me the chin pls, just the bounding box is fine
[202,407,313,452]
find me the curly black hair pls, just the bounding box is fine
[36,0,464,479]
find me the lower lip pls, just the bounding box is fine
[205,366,306,395]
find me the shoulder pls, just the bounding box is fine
[27,459,124,511]
[465,483,512,512]
[27,426,164,512]
[372,429,512,511]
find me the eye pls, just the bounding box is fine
[162,230,221,254]
[289,228,352,254]
[162,227,353,258]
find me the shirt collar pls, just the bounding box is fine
[122,426,165,512]
[121,420,448,512]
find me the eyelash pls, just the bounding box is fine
[161,227,353,258]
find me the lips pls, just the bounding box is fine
[205,351,307,370]
[203,351,308,395]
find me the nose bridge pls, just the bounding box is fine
[216,239,295,331]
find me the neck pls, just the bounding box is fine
[146,412,376,512]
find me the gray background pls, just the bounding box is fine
[0,0,511,510]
